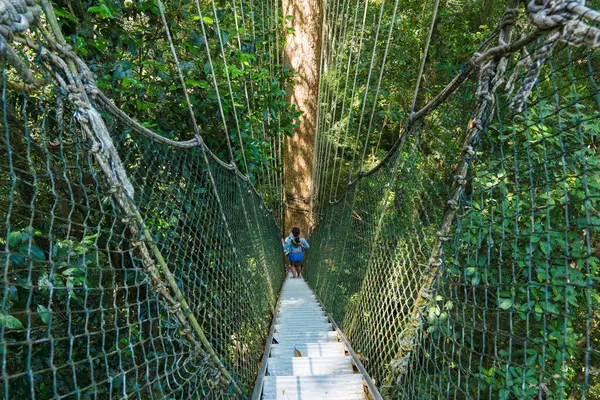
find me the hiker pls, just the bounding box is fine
[283,227,310,278]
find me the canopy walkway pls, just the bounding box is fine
[1,0,600,399]
[254,277,377,399]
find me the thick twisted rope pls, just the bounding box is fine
[508,0,600,111]
[0,1,244,393]
[0,0,40,39]
[0,0,40,83]
[390,0,600,385]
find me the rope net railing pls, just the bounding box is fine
[0,0,288,398]
[308,0,600,398]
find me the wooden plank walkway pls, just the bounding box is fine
[254,277,379,400]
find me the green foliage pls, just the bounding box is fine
[429,92,600,398]
[52,0,297,195]
[1,0,289,397]
[308,2,600,399]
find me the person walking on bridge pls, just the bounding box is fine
[283,227,310,278]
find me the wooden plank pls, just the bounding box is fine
[274,322,333,332]
[262,375,365,400]
[251,277,286,400]
[267,356,354,376]
[310,288,383,400]
[273,331,339,344]
[270,342,346,358]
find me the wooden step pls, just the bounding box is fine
[273,331,339,344]
[270,343,346,358]
[274,322,333,332]
[276,315,329,324]
[278,306,323,313]
[277,308,325,316]
[267,356,354,376]
[258,277,369,400]
[262,374,365,399]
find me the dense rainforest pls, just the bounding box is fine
[0,0,598,399]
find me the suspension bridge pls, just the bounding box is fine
[0,0,599,399]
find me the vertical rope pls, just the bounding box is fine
[409,0,441,117]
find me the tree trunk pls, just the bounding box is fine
[282,0,322,236]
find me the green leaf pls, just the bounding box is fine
[8,252,26,266]
[499,298,513,310]
[20,245,46,262]
[202,16,214,24]
[88,3,116,19]
[8,231,22,247]
[90,38,109,53]
[540,241,549,255]
[0,314,23,329]
[54,8,78,23]
[37,305,50,324]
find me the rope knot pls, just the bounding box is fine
[0,0,41,39]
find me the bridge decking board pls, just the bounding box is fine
[257,277,368,400]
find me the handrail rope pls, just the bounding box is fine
[9,34,207,152]
[36,1,243,393]
[92,86,271,200]
[91,89,201,148]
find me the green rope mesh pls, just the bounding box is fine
[0,65,285,398]
[2,0,600,399]
[0,0,285,398]
[307,3,600,399]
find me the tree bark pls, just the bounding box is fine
[282,0,322,236]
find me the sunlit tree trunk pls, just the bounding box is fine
[282,0,322,236]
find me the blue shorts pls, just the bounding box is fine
[288,252,304,263]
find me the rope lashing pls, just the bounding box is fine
[0,0,40,84]
[0,0,40,39]
[507,0,600,111]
